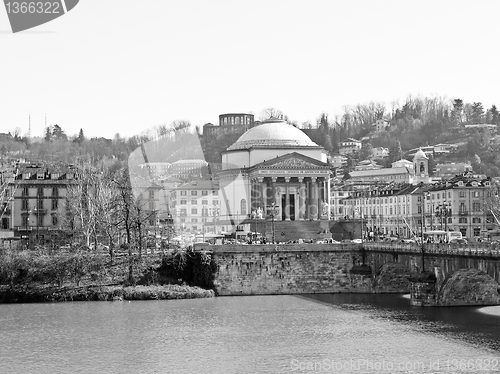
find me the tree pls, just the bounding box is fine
[44,127,52,142]
[359,143,374,161]
[65,163,102,248]
[74,128,85,145]
[470,102,484,124]
[450,99,464,126]
[259,107,284,121]
[486,105,499,125]
[388,140,404,165]
[52,124,67,141]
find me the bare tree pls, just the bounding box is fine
[259,108,284,121]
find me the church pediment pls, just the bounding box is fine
[252,152,329,170]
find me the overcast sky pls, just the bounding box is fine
[1,0,499,139]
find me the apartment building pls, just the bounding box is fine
[10,167,75,244]
[342,173,496,240]
[171,180,221,234]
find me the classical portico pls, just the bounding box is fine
[248,153,331,221]
[218,119,332,226]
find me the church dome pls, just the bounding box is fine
[227,120,319,150]
[413,148,428,160]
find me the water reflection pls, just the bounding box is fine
[1,295,499,374]
[302,293,500,353]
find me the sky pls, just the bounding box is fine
[1,0,499,139]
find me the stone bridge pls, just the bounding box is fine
[203,242,500,307]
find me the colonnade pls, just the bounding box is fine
[249,176,330,221]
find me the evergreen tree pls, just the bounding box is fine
[470,102,484,124]
[451,99,464,126]
[74,128,85,145]
[44,126,52,142]
[388,140,404,165]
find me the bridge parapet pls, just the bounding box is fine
[363,242,500,258]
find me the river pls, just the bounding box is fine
[1,294,499,373]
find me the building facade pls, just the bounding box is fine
[341,173,496,240]
[171,180,220,234]
[10,168,75,244]
[339,138,362,155]
[218,119,332,230]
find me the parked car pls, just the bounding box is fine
[450,238,468,245]
[401,239,415,243]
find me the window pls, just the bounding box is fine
[472,202,480,212]
[212,191,218,195]
[180,191,187,196]
[191,218,198,223]
[22,216,28,227]
[180,208,187,216]
[473,191,480,198]
[241,199,247,216]
[473,228,481,237]
[472,217,481,223]
[191,191,197,196]
[52,187,58,196]
[37,187,44,197]
[191,199,197,205]
[22,199,29,211]
[22,187,29,196]
[459,217,467,223]
[191,208,197,214]
[459,191,466,198]
[202,191,208,196]
[180,200,186,205]
[37,199,43,209]
[52,216,58,226]
[149,190,154,199]
[37,215,43,227]
[213,200,219,205]
[52,199,58,210]
[202,200,208,205]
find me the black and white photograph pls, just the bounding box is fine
[1,1,500,373]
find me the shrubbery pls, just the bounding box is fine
[156,247,217,290]
[0,247,217,302]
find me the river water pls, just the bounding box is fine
[1,294,499,374]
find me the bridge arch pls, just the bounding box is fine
[373,262,411,293]
[438,268,500,306]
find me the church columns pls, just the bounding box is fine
[271,177,277,205]
[298,177,305,220]
[311,177,318,220]
[284,177,290,221]
[326,177,331,220]
[258,177,266,213]
[317,177,324,219]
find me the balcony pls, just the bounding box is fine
[32,208,47,215]
[458,211,468,216]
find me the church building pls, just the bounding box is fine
[217,119,332,231]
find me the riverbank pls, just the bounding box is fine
[0,283,215,303]
[0,247,217,303]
